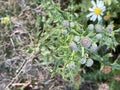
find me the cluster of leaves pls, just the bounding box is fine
[28,0,120,89]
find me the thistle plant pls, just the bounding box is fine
[0,0,120,90]
[23,0,120,89]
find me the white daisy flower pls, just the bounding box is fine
[87,0,106,22]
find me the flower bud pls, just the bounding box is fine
[61,29,67,35]
[67,62,75,69]
[81,37,91,48]
[104,11,110,21]
[106,25,113,33]
[99,83,109,90]
[104,15,110,21]
[62,20,69,28]
[106,38,112,44]
[70,22,75,28]
[74,36,80,43]
[74,74,81,83]
[95,24,103,32]
[69,41,78,51]
[90,43,98,52]
[96,34,102,40]
[86,58,94,67]
[80,58,87,64]
[102,65,111,74]
[87,24,94,30]
[1,16,10,24]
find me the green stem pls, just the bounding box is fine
[81,47,84,57]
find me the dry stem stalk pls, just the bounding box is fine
[5,54,35,89]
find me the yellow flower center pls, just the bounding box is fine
[94,8,101,15]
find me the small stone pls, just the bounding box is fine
[0,83,5,90]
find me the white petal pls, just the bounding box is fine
[90,15,97,21]
[99,5,104,9]
[87,13,94,18]
[89,8,94,11]
[91,0,96,7]
[96,0,100,7]
[98,15,102,21]
[93,15,97,21]
[99,1,102,6]
[93,7,96,10]
[100,12,103,15]
[98,1,104,7]
[90,17,93,21]
[100,1,104,6]
[102,6,106,12]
